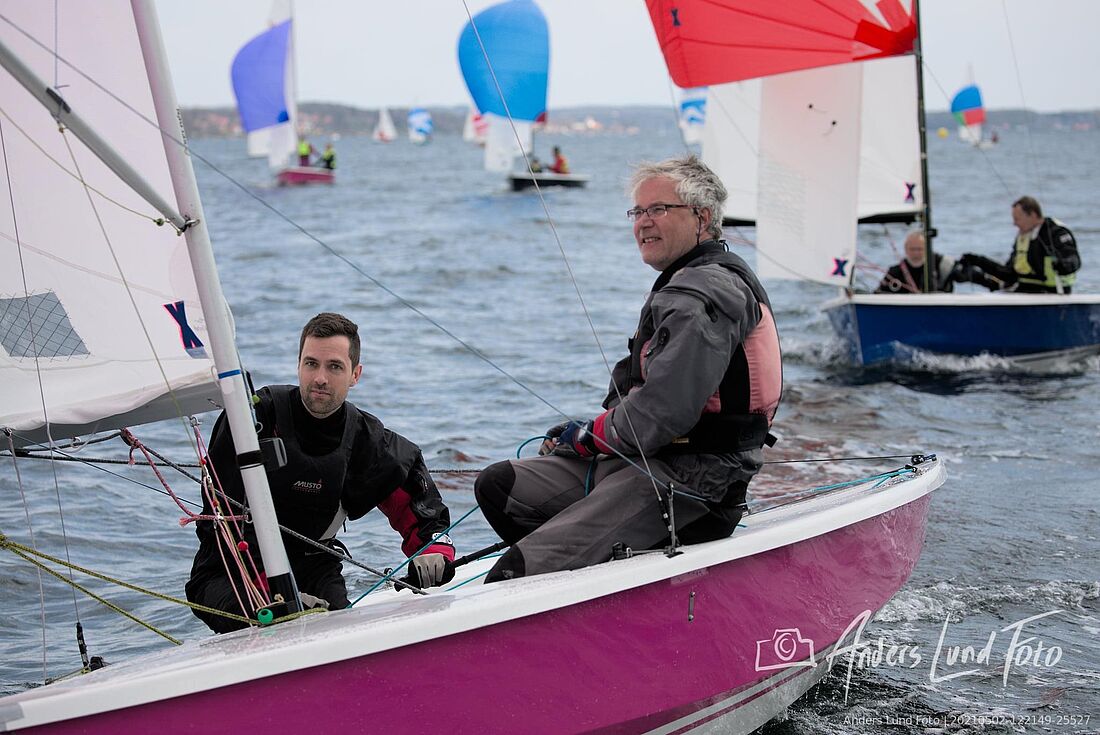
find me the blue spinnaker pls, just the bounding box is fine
[231,20,292,133]
[457,0,548,122]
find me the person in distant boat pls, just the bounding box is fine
[529,156,543,173]
[297,136,316,166]
[954,196,1080,293]
[320,142,336,170]
[548,145,569,174]
[186,312,455,634]
[475,154,781,583]
[875,231,955,293]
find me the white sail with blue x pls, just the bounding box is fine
[0,1,219,448]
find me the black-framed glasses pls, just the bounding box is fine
[626,203,696,221]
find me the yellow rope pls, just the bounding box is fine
[0,532,260,636]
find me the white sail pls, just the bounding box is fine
[483,113,532,173]
[858,56,921,220]
[372,107,396,142]
[706,56,921,226]
[755,64,862,286]
[0,3,218,447]
[462,106,487,145]
[702,80,760,223]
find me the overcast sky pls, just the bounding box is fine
[152,0,1100,113]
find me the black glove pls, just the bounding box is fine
[405,553,455,588]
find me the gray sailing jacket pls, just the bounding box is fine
[592,243,782,503]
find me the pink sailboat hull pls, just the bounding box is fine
[275,166,335,186]
[11,489,932,734]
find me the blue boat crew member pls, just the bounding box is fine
[876,232,956,293]
[475,155,782,582]
[954,196,1080,293]
[186,313,454,633]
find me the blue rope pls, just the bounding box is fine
[761,468,912,504]
[448,569,492,590]
[516,435,550,458]
[349,505,480,606]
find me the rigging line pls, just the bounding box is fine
[0,116,84,641]
[1,538,182,645]
[6,429,201,502]
[919,63,1013,196]
[4,430,49,684]
[0,106,167,226]
[6,10,692,501]
[999,0,1040,198]
[664,76,693,154]
[6,428,442,589]
[55,126,204,466]
[2,10,570,422]
[459,1,669,506]
[708,85,759,159]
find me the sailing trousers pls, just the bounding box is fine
[475,455,745,582]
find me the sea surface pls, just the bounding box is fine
[2,122,1099,734]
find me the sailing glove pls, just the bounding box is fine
[552,420,599,458]
[408,553,455,588]
[299,592,330,611]
[539,420,571,455]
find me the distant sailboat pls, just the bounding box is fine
[372,106,396,142]
[407,107,433,144]
[230,0,332,185]
[457,0,588,190]
[676,85,707,145]
[950,83,994,148]
[462,106,488,145]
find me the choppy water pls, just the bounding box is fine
[2,122,1099,733]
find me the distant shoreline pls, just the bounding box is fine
[181,102,1100,139]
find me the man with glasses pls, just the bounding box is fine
[475,155,782,582]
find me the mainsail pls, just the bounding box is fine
[457,0,548,172]
[372,106,396,142]
[649,0,920,286]
[230,0,297,168]
[0,2,219,448]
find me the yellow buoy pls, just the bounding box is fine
[936,127,949,139]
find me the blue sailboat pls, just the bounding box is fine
[457,0,587,190]
[407,107,433,144]
[231,1,332,185]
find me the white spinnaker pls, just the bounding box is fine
[0,2,218,446]
[483,113,531,173]
[705,57,920,225]
[755,64,861,286]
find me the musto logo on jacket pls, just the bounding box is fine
[292,479,324,494]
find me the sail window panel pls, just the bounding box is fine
[0,292,89,359]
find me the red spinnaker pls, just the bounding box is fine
[646,0,916,87]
